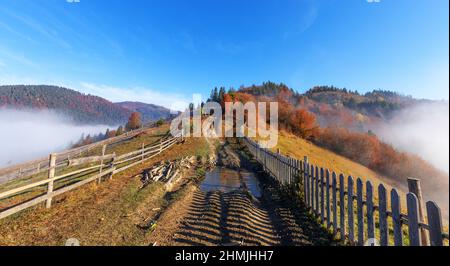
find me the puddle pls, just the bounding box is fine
[200,167,261,198]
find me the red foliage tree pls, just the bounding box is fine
[288,108,318,139]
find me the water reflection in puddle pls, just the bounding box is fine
[200,167,261,198]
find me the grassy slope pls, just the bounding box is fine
[0,124,211,245]
[275,131,408,197]
[274,131,449,244]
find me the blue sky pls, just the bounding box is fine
[0,0,448,110]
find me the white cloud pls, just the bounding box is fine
[79,82,191,112]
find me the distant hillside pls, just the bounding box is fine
[115,101,173,122]
[0,85,172,125]
[236,82,427,131]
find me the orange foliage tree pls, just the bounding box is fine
[126,112,142,131]
[288,108,318,139]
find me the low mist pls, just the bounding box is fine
[375,101,449,173]
[0,109,111,168]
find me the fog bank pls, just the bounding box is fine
[375,101,449,173]
[0,109,110,167]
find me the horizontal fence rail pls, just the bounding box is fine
[0,121,162,184]
[0,132,183,220]
[243,137,448,246]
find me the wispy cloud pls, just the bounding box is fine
[283,2,319,39]
[0,46,37,68]
[79,82,191,112]
[0,20,36,43]
[0,6,71,49]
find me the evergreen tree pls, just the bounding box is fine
[116,125,124,136]
[218,87,226,103]
[212,87,219,102]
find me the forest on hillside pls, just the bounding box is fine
[0,85,132,125]
[206,82,449,206]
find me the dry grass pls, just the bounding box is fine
[274,131,408,198]
[0,124,210,246]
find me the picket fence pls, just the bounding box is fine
[244,138,448,246]
[0,133,183,220]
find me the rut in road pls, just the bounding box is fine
[173,185,333,246]
[167,139,334,246]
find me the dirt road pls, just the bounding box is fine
[149,139,335,246]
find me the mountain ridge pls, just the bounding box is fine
[0,85,171,125]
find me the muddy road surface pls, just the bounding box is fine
[149,139,335,246]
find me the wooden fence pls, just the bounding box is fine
[0,121,161,184]
[0,133,183,220]
[244,137,449,246]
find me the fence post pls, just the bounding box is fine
[326,170,331,229]
[159,138,163,154]
[98,144,107,184]
[109,154,116,180]
[348,176,354,244]
[303,156,308,205]
[366,181,374,242]
[315,166,319,215]
[320,168,325,224]
[332,172,337,235]
[407,193,421,246]
[407,178,429,246]
[426,201,443,246]
[378,184,388,246]
[356,178,364,245]
[46,153,56,209]
[339,174,345,241]
[141,143,145,162]
[310,164,315,212]
[391,189,403,246]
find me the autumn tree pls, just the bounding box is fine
[126,112,142,131]
[288,108,318,139]
[107,129,117,138]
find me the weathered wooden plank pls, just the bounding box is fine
[315,166,319,215]
[68,154,115,166]
[311,164,315,212]
[98,144,107,183]
[332,172,337,235]
[357,178,364,246]
[304,160,309,207]
[378,184,388,246]
[326,170,331,229]
[0,193,49,220]
[407,192,421,246]
[0,167,114,220]
[46,153,56,208]
[407,178,429,246]
[391,189,403,246]
[426,201,443,246]
[366,181,374,241]
[348,176,354,244]
[320,167,325,224]
[339,173,345,241]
